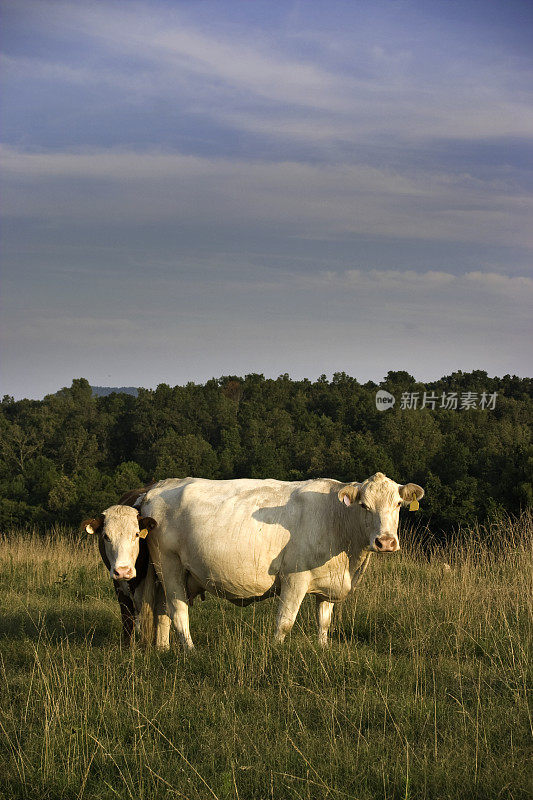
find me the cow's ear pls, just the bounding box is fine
[338,485,360,507]
[399,483,425,505]
[138,516,157,538]
[82,515,104,534]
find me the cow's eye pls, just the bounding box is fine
[103,534,110,542]
[360,502,369,511]
[397,501,402,507]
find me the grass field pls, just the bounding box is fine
[0,516,531,800]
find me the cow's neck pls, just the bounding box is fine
[338,514,372,594]
[348,551,371,591]
[333,498,368,559]
[325,502,371,597]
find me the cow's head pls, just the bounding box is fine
[338,472,424,553]
[82,505,156,580]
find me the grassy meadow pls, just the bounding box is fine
[0,516,531,800]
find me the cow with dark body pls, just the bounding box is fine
[82,487,169,647]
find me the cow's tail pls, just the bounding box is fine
[140,561,157,646]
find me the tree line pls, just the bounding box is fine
[0,371,531,535]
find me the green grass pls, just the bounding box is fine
[0,517,531,800]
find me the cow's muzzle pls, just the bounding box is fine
[374,535,399,553]
[113,566,135,580]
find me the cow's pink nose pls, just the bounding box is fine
[113,566,133,580]
[375,536,399,552]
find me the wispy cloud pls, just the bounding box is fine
[2,145,531,248]
[4,0,533,149]
[3,260,530,399]
[338,268,533,301]
[3,0,345,111]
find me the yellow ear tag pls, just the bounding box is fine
[139,529,149,539]
[409,500,419,512]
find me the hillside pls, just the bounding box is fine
[0,372,531,533]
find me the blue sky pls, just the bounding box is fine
[1,0,532,399]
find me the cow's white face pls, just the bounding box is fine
[84,505,156,580]
[338,472,424,553]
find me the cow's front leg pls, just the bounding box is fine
[315,597,334,647]
[114,583,135,646]
[274,576,309,643]
[156,553,194,651]
[132,579,146,640]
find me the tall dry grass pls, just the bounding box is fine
[0,513,531,799]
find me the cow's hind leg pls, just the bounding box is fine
[274,576,309,643]
[159,554,194,651]
[315,597,334,647]
[154,579,171,650]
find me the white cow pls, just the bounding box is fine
[138,472,424,649]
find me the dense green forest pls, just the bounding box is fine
[0,372,531,535]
